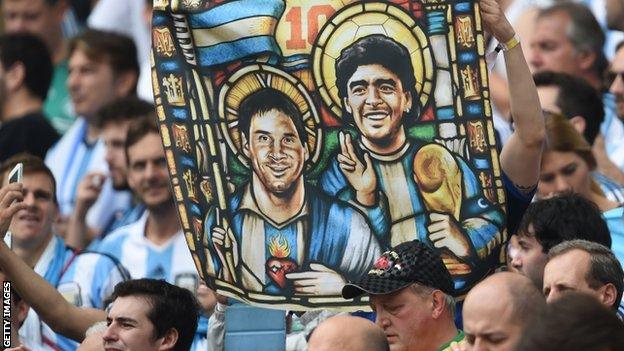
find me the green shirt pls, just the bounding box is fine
[43,60,75,134]
[437,330,465,351]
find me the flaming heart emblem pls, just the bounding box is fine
[265,234,298,288]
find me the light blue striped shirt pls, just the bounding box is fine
[97,212,208,350]
[19,236,130,350]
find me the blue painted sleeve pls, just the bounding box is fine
[319,159,347,197]
[203,207,223,275]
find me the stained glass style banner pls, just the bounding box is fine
[151,0,506,310]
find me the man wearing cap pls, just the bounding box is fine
[343,240,463,351]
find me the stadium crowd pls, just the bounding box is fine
[0,0,623,350]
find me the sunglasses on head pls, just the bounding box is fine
[604,71,624,87]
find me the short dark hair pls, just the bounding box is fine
[537,2,608,78]
[335,35,418,122]
[109,279,200,351]
[516,292,624,351]
[517,192,611,252]
[124,115,160,164]
[549,240,624,310]
[97,97,155,128]
[0,33,52,101]
[534,71,604,144]
[69,29,139,90]
[0,153,57,205]
[238,88,308,145]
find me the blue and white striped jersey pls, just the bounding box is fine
[320,139,505,294]
[97,212,208,350]
[593,172,624,204]
[87,203,146,252]
[19,236,130,350]
[97,213,200,285]
[45,118,132,232]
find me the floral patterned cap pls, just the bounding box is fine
[342,240,455,299]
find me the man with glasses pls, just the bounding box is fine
[597,42,624,180]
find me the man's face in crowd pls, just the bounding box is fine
[1,0,64,49]
[343,64,412,146]
[609,47,624,119]
[506,234,521,271]
[243,109,308,195]
[103,296,167,351]
[543,249,607,304]
[508,232,548,288]
[126,133,172,211]
[530,12,584,76]
[5,172,57,248]
[68,49,119,120]
[103,120,131,190]
[370,286,432,351]
[463,290,522,351]
[538,151,593,199]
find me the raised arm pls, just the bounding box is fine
[481,0,546,190]
[65,172,106,249]
[0,184,105,342]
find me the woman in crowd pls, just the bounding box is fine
[537,112,624,260]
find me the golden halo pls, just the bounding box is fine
[311,2,434,120]
[218,64,322,169]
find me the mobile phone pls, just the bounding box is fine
[8,163,23,184]
[5,163,23,249]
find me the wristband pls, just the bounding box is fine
[496,34,520,52]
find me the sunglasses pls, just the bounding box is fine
[604,71,624,87]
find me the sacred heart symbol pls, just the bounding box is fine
[266,257,298,288]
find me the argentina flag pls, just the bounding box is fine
[186,0,285,67]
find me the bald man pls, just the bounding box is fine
[462,272,546,351]
[308,315,389,351]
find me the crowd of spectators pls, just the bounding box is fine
[0,0,623,350]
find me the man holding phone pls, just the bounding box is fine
[4,161,23,249]
[0,153,129,350]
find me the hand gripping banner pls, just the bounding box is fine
[151,0,506,310]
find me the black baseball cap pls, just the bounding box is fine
[342,240,455,299]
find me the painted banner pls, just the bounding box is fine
[152,0,506,310]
